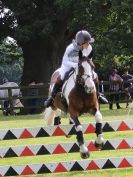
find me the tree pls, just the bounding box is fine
[94,0,133,78]
[0,0,132,93]
[0,38,23,83]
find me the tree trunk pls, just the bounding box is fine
[19,38,66,114]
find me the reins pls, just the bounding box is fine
[76,57,92,86]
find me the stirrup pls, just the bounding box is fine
[44,97,54,108]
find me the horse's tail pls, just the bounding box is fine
[44,107,56,125]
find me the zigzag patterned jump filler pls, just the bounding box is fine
[0,120,133,140]
[0,156,133,176]
[0,138,133,158]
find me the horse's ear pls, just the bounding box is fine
[78,50,82,59]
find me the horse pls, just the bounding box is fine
[0,82,23,115]
[44,56,104,159]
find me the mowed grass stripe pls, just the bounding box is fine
[0,105,132,129]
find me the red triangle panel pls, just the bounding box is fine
[86,160,100,170]
[85,124,95,133]
[52,127,65,136]
[20,129,33,138]
[54,163,68,172]
[21,165,35,175]
[117,121,131,131]
[53,144,66,154]
[20,147,34,156]
[117,140,131,149]
[118,158,132,168]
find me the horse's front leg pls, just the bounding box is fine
[71,116,90,159]
[94,110,104,149]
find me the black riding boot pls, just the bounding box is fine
[98,92,108,104]
[44,83,62,108]
[95,83,108,104]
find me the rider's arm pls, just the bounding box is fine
[62,45,79,68]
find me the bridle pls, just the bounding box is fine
[76,57,92,87]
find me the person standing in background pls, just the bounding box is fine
[28,80,38,114]
[109,69,123,110]
[121,68,133,108]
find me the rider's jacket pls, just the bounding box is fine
[61,40,93,68]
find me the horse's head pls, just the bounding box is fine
[76,57,96,93]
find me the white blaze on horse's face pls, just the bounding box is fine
[81,61,96,93]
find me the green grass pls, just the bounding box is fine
[0,104,132,129]
[0,104,133,177]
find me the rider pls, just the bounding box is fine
[45,30,108,107]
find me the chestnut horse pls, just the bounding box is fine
[44,57,104,159]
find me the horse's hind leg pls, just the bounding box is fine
[71,116,90,159]
[94,110,104,149]
[54,109,61,125]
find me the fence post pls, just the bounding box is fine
[8,88,15,115]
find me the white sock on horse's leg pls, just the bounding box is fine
[80,144,88,153]
[94,110,102,123]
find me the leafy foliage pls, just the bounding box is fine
[0,39,23,83]
[0,0,132,82]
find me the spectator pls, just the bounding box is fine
[28,80,38,114]
[121,68,133,108]
[109,69,123,110]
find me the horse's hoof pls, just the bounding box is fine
[80,151,90,159]
[95,141,104,150]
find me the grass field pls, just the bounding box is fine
[0,103,133,177]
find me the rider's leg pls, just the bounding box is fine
[94,76,108,104]
[44,66,73,108]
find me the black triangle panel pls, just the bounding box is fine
[4,148,18,158]
[36,128,50,137]
[102,141,115,150]
[102,123,115,132]
[69,143,79,153]
[38,164,51,174]
[3,130,17,140]
[4,166,18,176]
[70,162,84,171]
[68,126,76,135]
[102,159,116,169]
[37,146,51,155]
